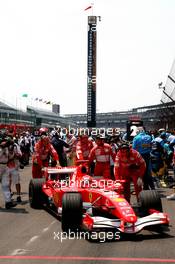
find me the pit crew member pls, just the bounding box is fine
[32,128,59,178]
[76,134,94,161]
[114,142,146,202]
[88,135,116,179]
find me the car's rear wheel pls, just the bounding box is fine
[29,178,47,209]
[139,190,163,215]
[62,192,83,232]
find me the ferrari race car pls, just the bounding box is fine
[29,163,169,235]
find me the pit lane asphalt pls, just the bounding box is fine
[0,164,175,264]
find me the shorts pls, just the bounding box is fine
[9,167,20,185]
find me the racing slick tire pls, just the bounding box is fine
[29,178,47,209]
[62,192,83,232]
[138,190,163,215]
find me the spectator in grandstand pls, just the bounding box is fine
[32,128,59,178]
[114,142,146,202]
[88,135,116,179]
[132,127,155,190]
[0,136,17,209]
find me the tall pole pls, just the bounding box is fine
[87,16,99,128]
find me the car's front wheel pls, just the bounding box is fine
[138,189,163,215]
[29,178,47,209]
[61,192,83,232]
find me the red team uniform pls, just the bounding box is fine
[76,135,94,161]
[114,146,146,202]
[89,137,116,179]
[32,129,58,178]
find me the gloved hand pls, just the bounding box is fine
[137,177,143,187]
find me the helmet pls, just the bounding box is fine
[39,127,48,136]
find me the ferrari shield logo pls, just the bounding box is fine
[54,193,59,204]
[89,192,93,202]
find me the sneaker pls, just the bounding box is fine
[5,201,17,209]
[166,193,175,200]
[17,196,22,203]
[160,180,167,188]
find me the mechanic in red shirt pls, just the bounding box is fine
[114,142,146,202]
[88,135,116,179]
[32,128,59,178]
[76,134,94,161]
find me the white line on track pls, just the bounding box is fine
[26,235,39,246]
[11,249,31,256]
[10,220,57,255]
[42,220,57,233]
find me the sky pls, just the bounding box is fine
[0,0,175,115]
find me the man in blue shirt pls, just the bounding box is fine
[132,128,155,190]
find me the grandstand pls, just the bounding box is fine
[65,101,175,130]
[0,101,77,130]
[0,100,175,131]
[0,101,33,126]
[0,92,175,131]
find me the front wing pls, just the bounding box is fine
[82,212,169,234]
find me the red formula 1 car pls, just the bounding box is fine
[29,163,169,236]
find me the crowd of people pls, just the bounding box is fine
[0,125,175,209]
